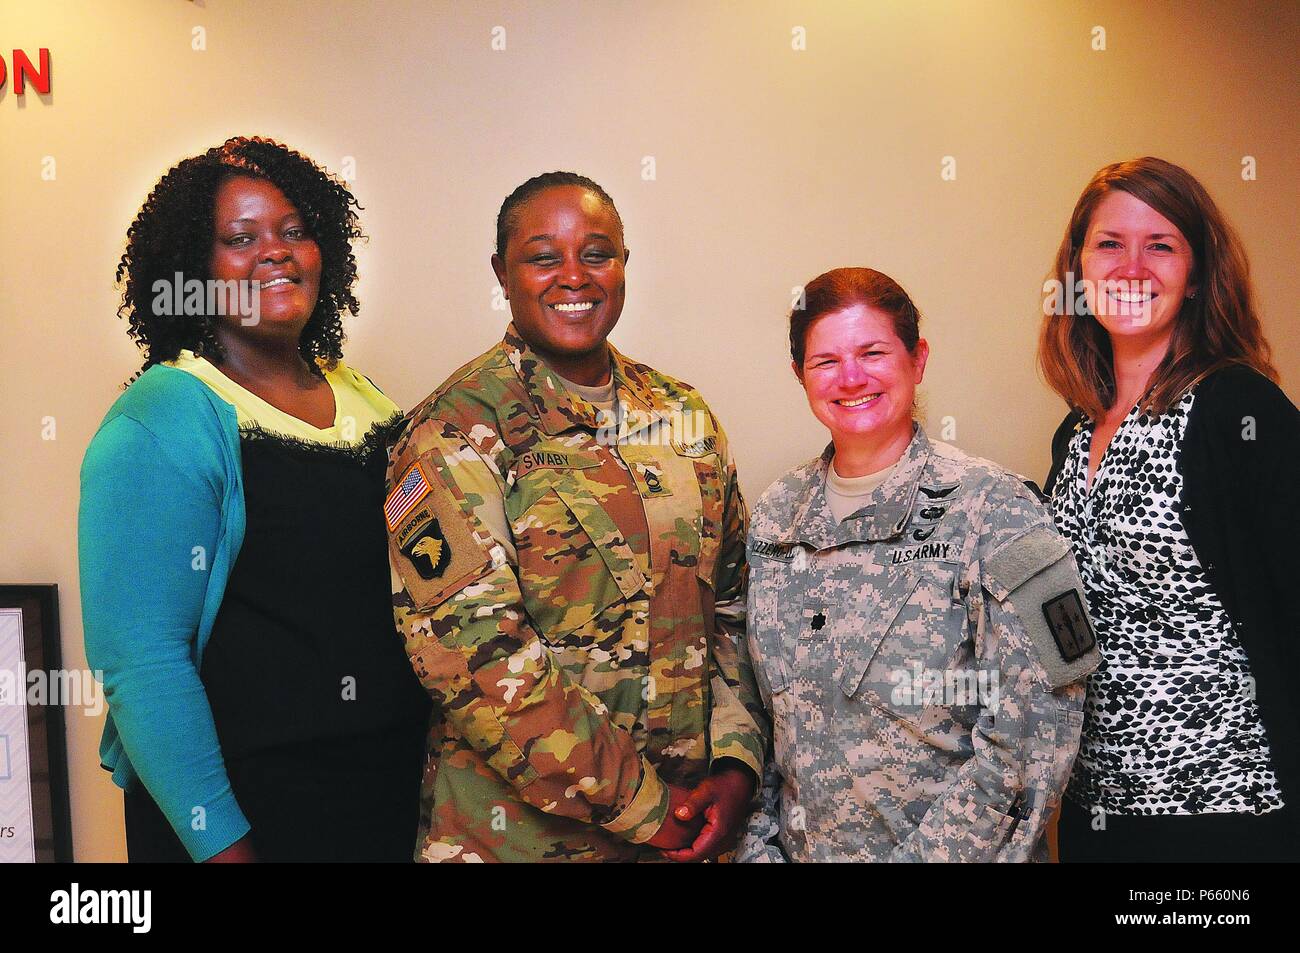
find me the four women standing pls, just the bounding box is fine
[80,150,1296,862]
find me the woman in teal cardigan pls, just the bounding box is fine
[80,137,430,862]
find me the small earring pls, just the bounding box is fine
[1187,290,1197,299]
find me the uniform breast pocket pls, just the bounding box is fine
[745,564,798,770]
[835,568,971,728]
[690,456,725,587]
[511,475,647,643]
[750,630,797,775]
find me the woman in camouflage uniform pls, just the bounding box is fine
[385,173,765,862]
[738,267,1098,862]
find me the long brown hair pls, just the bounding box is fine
[1037,157,1276,420]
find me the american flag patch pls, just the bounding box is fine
[385,463,432,531]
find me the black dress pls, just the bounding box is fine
[125,420,432,862]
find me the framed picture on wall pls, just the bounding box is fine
[0,585,73,862]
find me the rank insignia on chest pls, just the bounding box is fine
[397,507,453,581]
[636,463,667,495]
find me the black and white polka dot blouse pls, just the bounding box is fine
[1050,390,1283,816]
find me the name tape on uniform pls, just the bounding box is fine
[515,449,601,478]
[673,435,719,458]
[753,540,797,562]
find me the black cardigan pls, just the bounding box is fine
[1045,365,1300,825]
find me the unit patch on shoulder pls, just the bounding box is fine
[386,457,497,611]
[981,524,1102,689]
[385,463,432,531]
[1041,589,1097,662]
[396,506,453,580]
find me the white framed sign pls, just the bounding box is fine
[0,607,35,862]
[0,586,72,863]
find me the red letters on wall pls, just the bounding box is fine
[1,49,52,95]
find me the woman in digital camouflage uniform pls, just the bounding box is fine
[737,267,1098,862]
[385,173,766,862]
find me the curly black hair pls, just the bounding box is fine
[116,136,364,375]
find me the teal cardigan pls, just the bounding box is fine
[79,364,249,861]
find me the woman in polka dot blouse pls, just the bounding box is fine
[1039,157,1299,862]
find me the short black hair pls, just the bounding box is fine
[494,171,623,259]
[116,136,364,375]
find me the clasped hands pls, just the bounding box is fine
[646,759,756,862]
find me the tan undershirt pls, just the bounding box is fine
[826,457,897,523]
[550,362,625,437]
[551,367,618,414]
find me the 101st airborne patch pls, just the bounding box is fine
[386,459,494,609]
[397,509,452,580]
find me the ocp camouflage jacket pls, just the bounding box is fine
[386,324,765,862]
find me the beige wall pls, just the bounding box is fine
[1,0,1295,861]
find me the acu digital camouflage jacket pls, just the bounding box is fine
[737,425,1100,862]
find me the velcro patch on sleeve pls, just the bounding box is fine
[983,525,1100,689]
[385,462,432,531]
[388,458,494,611]
[982,525,1071,600]
[1041,589,1097,662]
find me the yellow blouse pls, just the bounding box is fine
[166,349,400,444]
